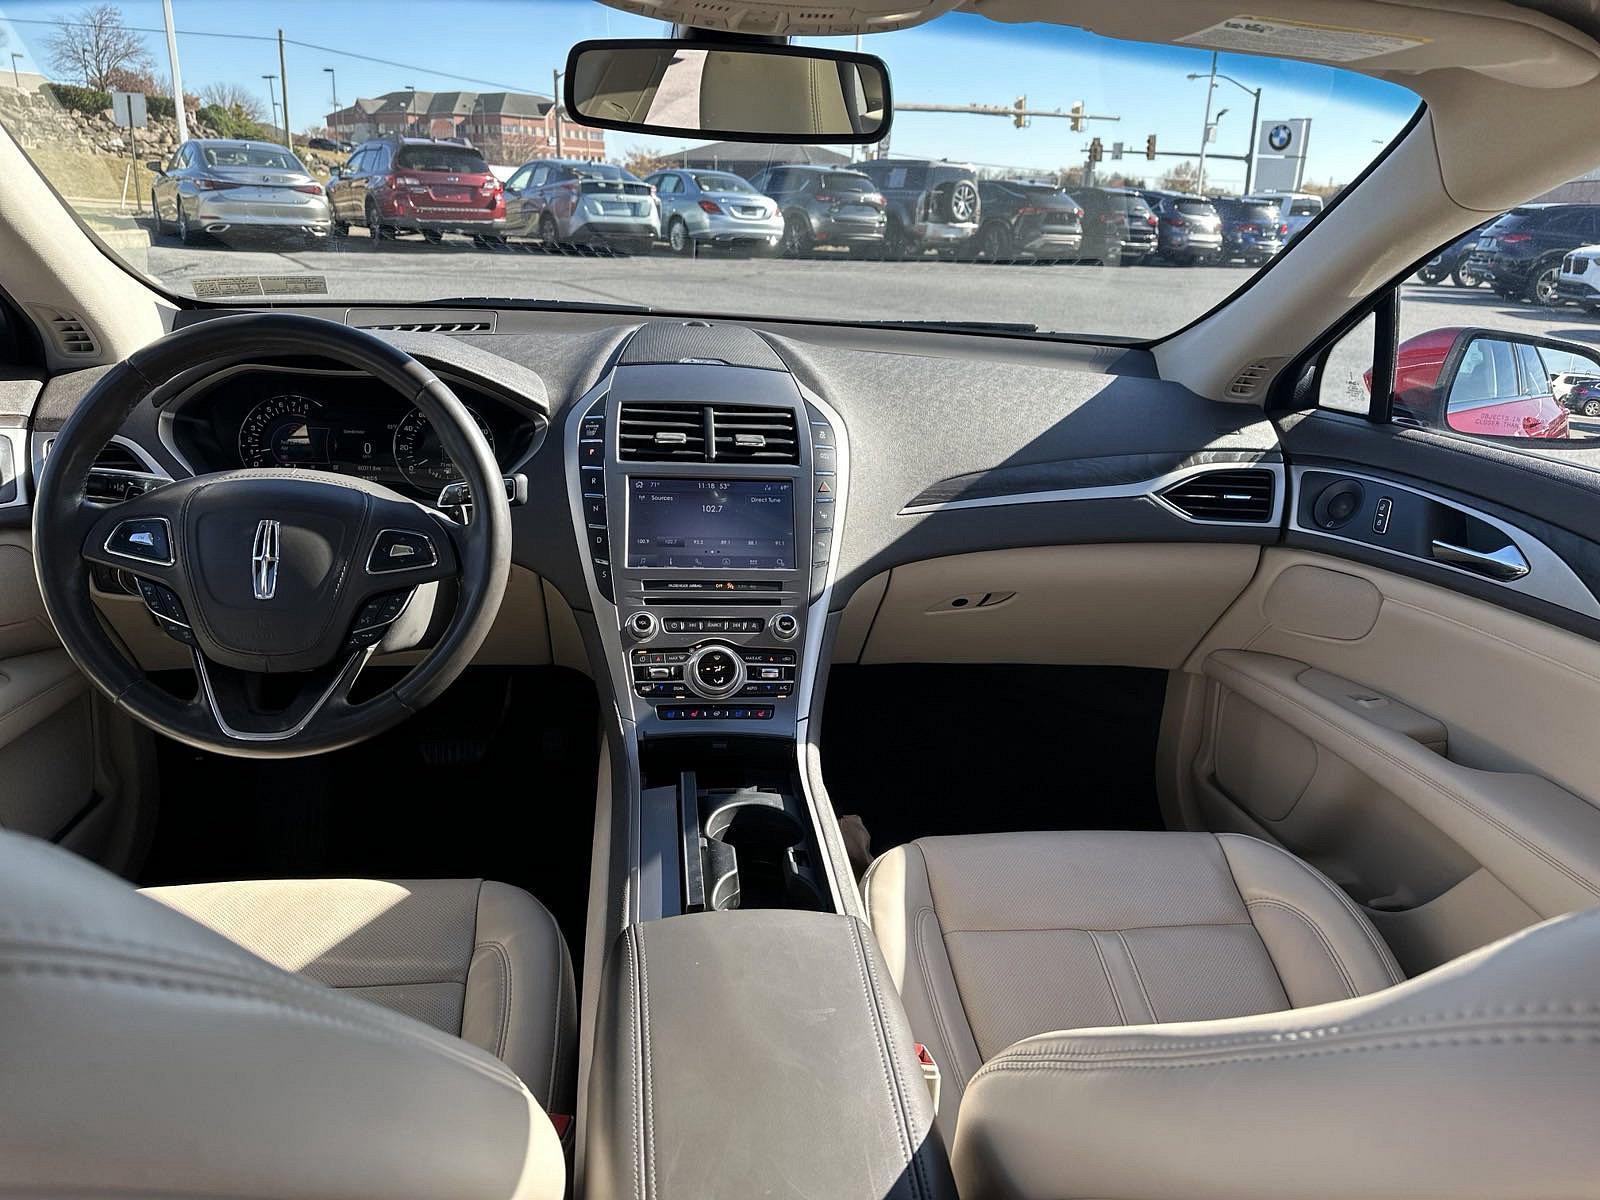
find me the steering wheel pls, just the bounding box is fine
[32,313,511,758]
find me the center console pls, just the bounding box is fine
[564,323,849,918]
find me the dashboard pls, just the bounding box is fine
[162,364,543,501]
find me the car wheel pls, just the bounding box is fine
[150,191,168,236]
[1452,262,1483,288]
[1585,398,1600,418]
[881,221,910,261]
[538,213,561,251]
[1529,263,1562,305]
[175,201,201,246]
[331,218,349,238]
[980,222,1013,263]
[365,200,387,245]
[781,212,813,258]
[668,218,692,256]
[422,229,444,245]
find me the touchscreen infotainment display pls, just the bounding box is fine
[627,478,795,570]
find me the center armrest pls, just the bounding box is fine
[585,909,954,1200]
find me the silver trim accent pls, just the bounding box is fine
[365,528,438,574]
[1289,466,1600,620]
[1430,538,1530,581]
[193,646,374,743]
[251,518,281,600]
[0,427,27,510]
[897,459,1285,528]
[103,516,175,567]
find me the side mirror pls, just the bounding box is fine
[1404,328,1600,442]
[146,160,164,173]
[565,38,891,144]
[329,167,344,180]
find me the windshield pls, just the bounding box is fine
[0,1,1417,339]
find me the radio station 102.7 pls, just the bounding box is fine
[627,478,795,570]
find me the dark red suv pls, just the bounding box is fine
[328,137,505,244]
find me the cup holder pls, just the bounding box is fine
[700,788,822,911]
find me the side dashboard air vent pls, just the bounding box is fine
[710,406,799,464]
[1226,358,1285,400]
[32,307,100,358]
[618,403,709,461]
[1159,468,1277,522]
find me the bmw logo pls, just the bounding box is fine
[1268,123,1293,152]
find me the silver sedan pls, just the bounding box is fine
[644,168,784,255]
[150,139,331,244]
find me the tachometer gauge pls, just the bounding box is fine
[237,393,328,468]
[393,406,495,493]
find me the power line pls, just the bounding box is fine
[0,15,547,94]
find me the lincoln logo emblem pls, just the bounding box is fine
[252,519,281,601]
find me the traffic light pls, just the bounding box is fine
[1069,100,1085,133]
[1013,96,1028,128]
[1146,133,1157,160]
[1089,137,1103,164]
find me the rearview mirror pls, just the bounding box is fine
[565,38,891,144]
[1400,328,1600,442]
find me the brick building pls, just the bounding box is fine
[326,90,604,164]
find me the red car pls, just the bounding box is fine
[328,137,505,243]
[1370,326,1570,439]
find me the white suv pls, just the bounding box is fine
[1557,243,1600,313]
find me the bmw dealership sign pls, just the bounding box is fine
[1256,118,1312,190]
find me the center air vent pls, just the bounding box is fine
[1159,468,1277,523]
[617,404,799,464]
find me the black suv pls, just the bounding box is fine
[1467,204,1600,303]
[970,180,1083,261]
[855,158,980,258]
[1074,187,1158,264]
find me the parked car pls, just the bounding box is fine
[1562,378,1600,417]
[1074,186,1158,264]
[1211,197,1285,265]
[1245,189,1324,239]
[1550,370,1600,403]
[1556,242,1600,312]
[642,169,782,255]
[746,164,887,256]
[1466,204,1600,303]
[501,159,657,254]
[969,180,1082,261]
[306,136,342,153]
[1384,327,1569,438]
[1140,190,1224,264]
[855,158,980,258]
[149,139,330,244]
[326,137,505,244]
[1417,223,1491,286]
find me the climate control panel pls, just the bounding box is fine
[631,644,797,704]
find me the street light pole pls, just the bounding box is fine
[161,0,188,142]
[277,29,290,149]
[552,68,563,157]
[262,74,280,144]
[405,84,416,136]
[1195,51,1217,195]
[1189,67,1261,194]
[324,67,338,138]
[10,53,22,91]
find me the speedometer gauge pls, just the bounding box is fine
[238,393,326,468]
[393,406,495,492]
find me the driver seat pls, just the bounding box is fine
[0,830,571,1200]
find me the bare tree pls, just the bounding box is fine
[46,4,154,92]
[200,81,266,121]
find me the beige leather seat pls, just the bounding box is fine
[0,830,572,1199]
[865,830,1404,1133]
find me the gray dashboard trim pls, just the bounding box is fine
[1289,465,1600,620]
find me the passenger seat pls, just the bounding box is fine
[864,830,1403,1133]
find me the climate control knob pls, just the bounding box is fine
[686,644,746,700]
[625,610,659,642]
[768,612,799,641]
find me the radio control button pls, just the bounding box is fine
[626,611,659,642]
[769,613,799,641]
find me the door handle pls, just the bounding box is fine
[1430,538,1530,581]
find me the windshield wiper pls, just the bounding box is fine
[423,297,653,314]
[867,319,1041,333]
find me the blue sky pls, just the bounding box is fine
[0,0,1418,188]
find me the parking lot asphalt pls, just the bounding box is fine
[140,226,1600,354]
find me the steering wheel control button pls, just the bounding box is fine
[626,610,660,641]
[105,516,173,565]
[367,529,437,573]
[134,577,194,643]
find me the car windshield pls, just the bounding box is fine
[393,144,488,172]
[0,1,1417,339]
[694,173,754,193]
[201,145,300,170]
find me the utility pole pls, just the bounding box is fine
[1244,86,1261,193]
[277,30,290,148]
[553,68,563,156]
[263,74,280,143]
[324,67,338,139]
[161,0,187,142]
[1195,51,1217,195]
[405,85,416,136]
[10,53,22,91]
